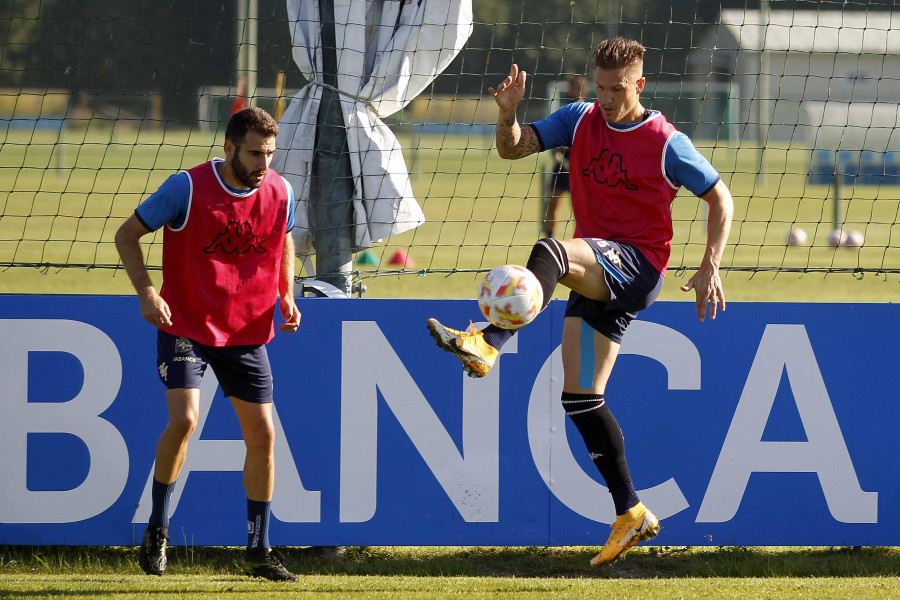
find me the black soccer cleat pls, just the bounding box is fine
[242,548,299,582]
[138,526,169,576]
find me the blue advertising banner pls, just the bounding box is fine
[0,295,894,546]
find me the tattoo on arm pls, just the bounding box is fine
[496,119,540,160]
[516,127,541,158]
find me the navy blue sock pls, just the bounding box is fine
[247,499,271,552]
[149,478,175,529]
[481,325,515,349]
[609,482,640,516]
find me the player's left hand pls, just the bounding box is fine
[680,266,725,322]
[278,296,301,332]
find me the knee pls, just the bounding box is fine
[167,413,198,442]
[528,238,552,263]
[244,420,276,453]
[528,237,570,276]
[532,237,552,250]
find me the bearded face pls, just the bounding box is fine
[230,144,267,188]
[225,130,276,189]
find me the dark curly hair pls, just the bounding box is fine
[225,106,279,144]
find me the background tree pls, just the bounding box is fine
[1,0,885,124]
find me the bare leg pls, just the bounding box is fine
[231,398,275,501]
[154,388,201,483]
[560,317,660,566]
[557,238,613,302]
[561,316,619,394]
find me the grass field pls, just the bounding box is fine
[2,123,900,598]
[2,545,900,599]
[2,123,900,302]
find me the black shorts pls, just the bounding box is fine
[565,239,665,344]
[156,330,274,403]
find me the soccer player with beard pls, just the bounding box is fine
[116,107,300,581]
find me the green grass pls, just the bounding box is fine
[2,545,900,599]
[3,124,900,301]
[3,126,900,596]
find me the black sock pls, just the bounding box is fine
[149,478,175,529]
[561,392,639,515]
[482,239,570,350]
[609,483,640,516]
[526,238,569,311]
[247,499,271,553]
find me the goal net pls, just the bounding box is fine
[3,0,900,293]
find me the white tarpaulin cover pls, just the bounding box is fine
[273,0,473,253]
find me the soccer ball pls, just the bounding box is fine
[845,230,865,248]
[787,227,808,246]
[828,228,847,247]
[478,265,543,329]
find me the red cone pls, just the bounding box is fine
[388,249,414,268]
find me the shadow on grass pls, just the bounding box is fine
[2,544,899,580]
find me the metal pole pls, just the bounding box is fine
[757,0,770,185]
[235,0,259,106]
[832,172,843,230]
[236,0,258,107]
[247,0,258,106]
[313,0,354,294]
[607,0,620,39]
[236,1,247,90]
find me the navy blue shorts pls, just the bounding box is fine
[565,239,665,344]
[156,330,274,403]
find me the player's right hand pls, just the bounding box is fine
[489,64,527,113]
[139,291,173,327]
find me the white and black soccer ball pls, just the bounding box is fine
[478,265,543,330]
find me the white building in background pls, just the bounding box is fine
[692,9,900,151]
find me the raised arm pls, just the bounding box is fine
[489,64,541,160]
[680,179,734,322]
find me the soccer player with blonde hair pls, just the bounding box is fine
[428,38,733,565]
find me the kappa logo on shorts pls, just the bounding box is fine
[175,337,193,354]
[601,247,623,268]
[158,362,168,381]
